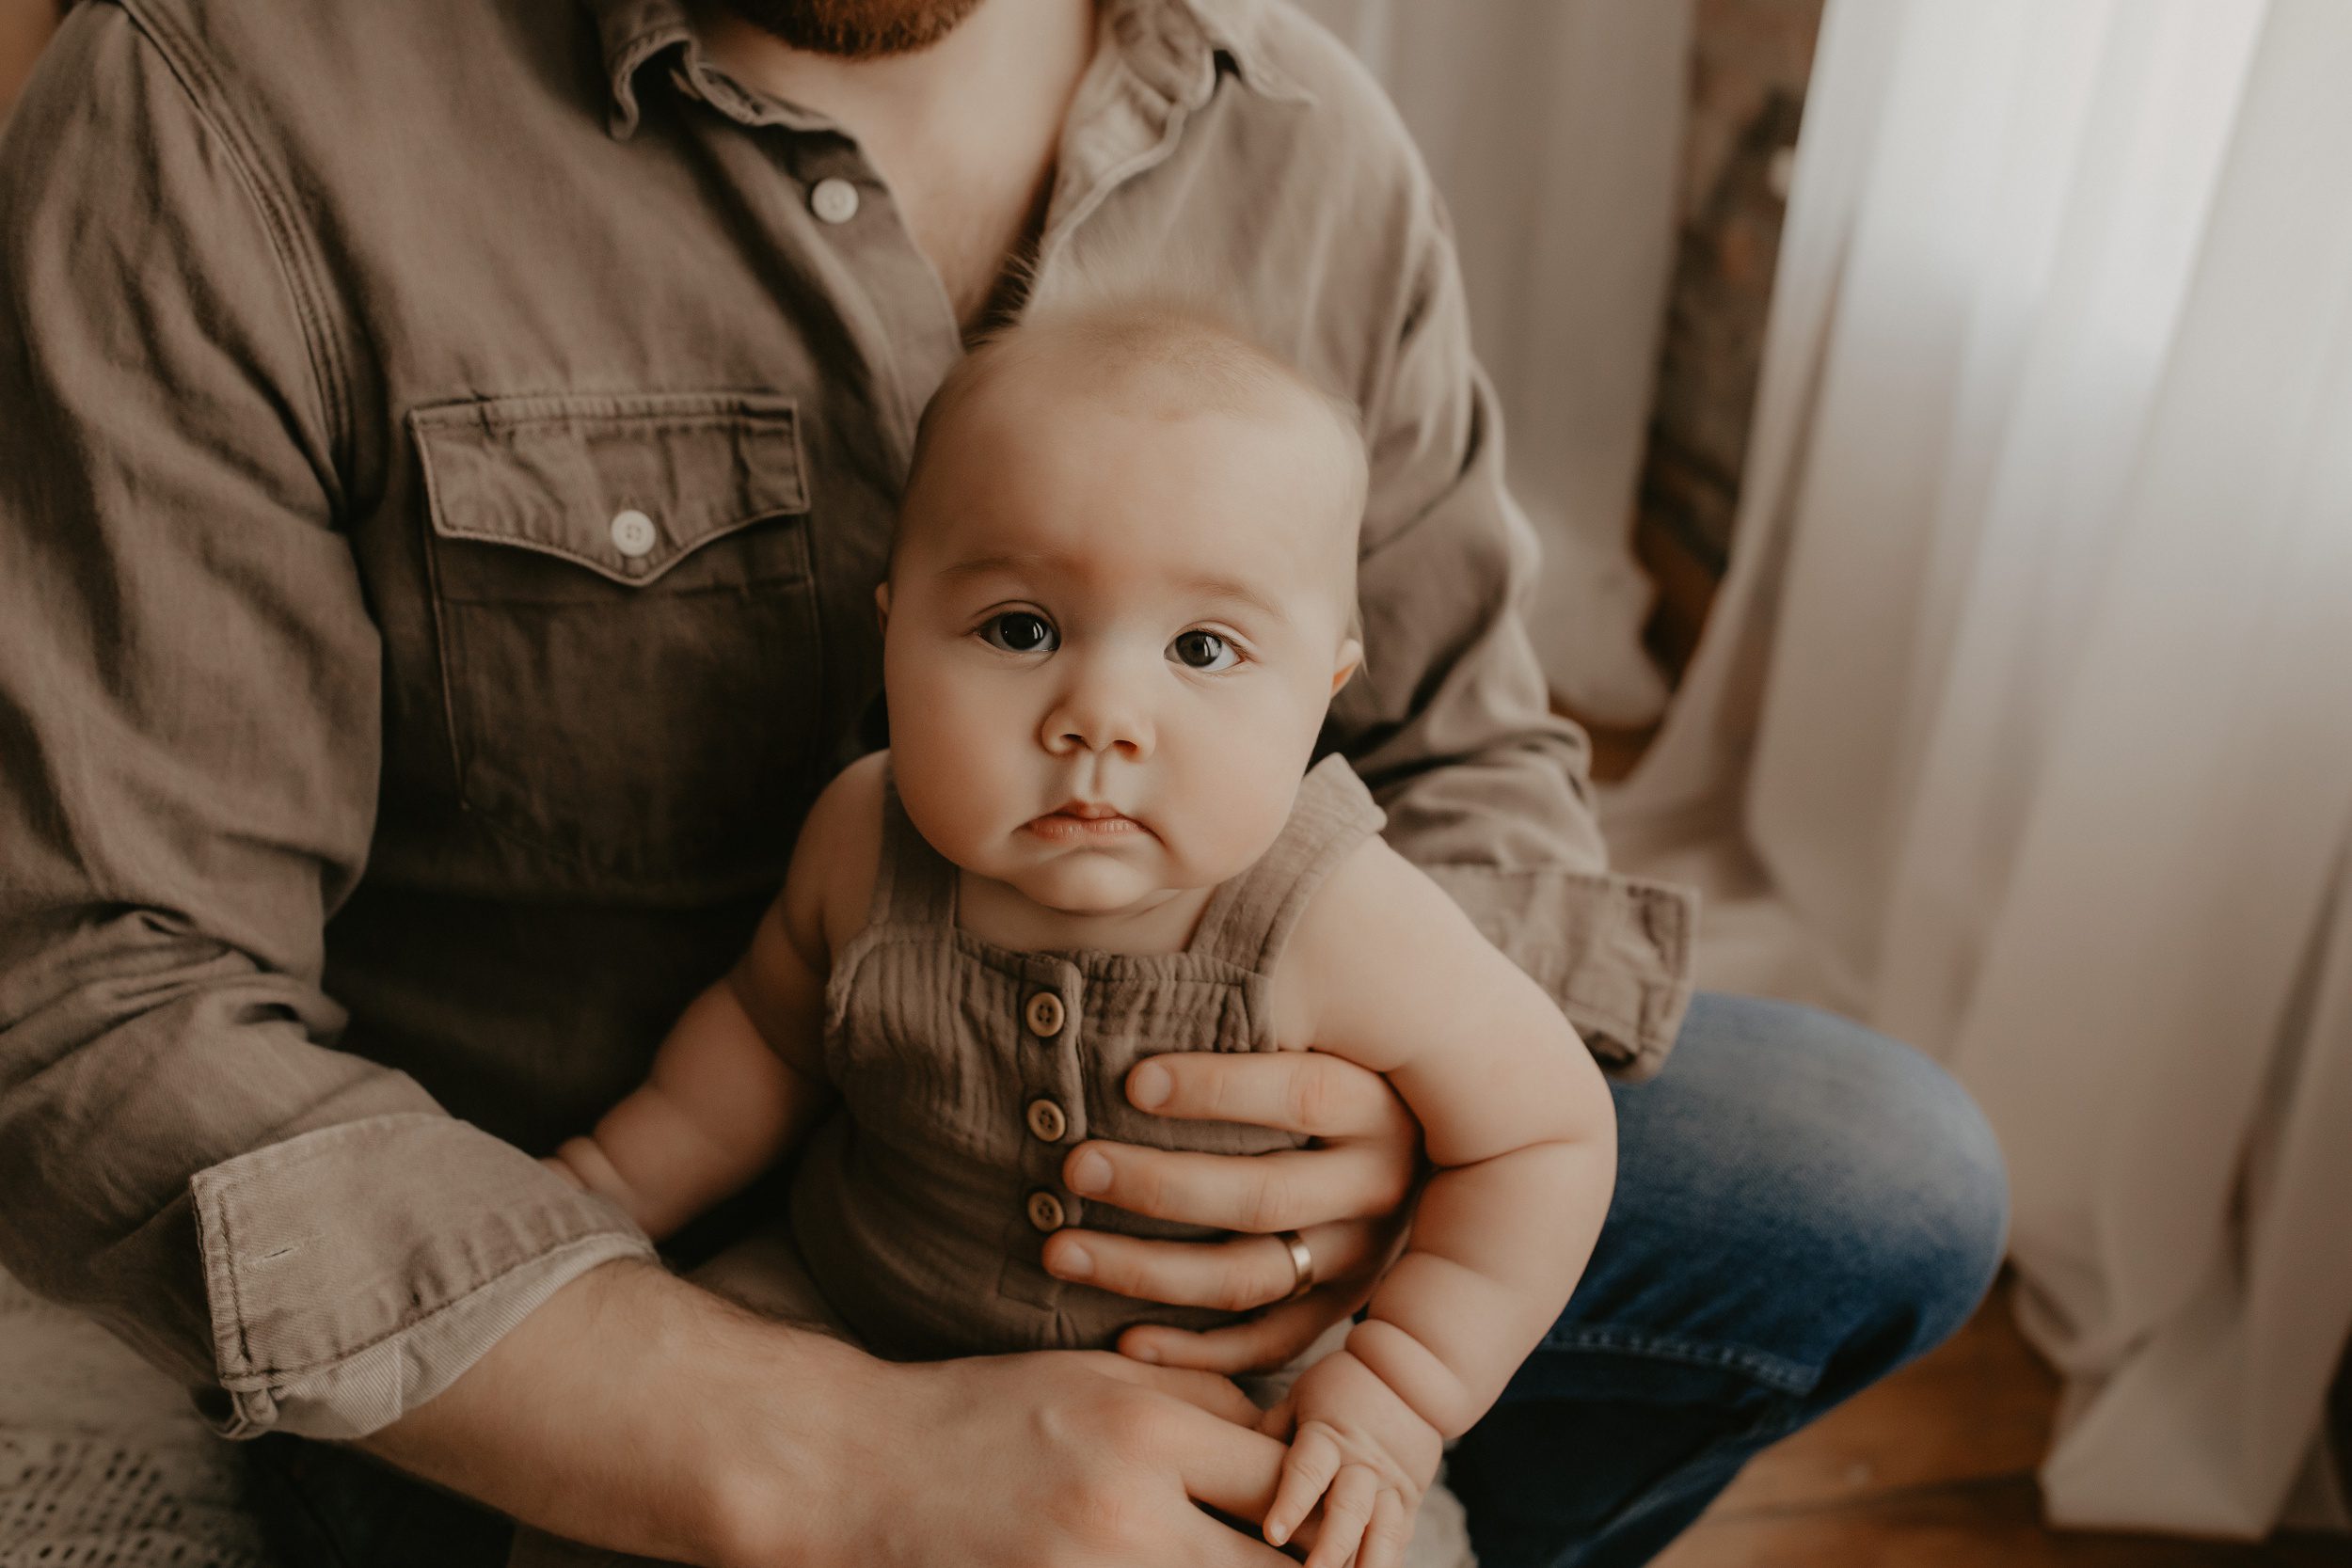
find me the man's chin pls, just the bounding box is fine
[715,0,990,58]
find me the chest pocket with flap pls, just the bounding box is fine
[412,390,821,890]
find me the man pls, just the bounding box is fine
[0,2,2009,1565]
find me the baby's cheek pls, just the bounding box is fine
[900,763,1006,868]
[893,721,1015,856]
[1183,751,1308,882]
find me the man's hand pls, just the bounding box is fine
[363,1257,1298,1568]
[820,1350,1298,1568]
[1039,1051,1422,1372]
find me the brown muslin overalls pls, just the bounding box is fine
[790,752,1387,1357]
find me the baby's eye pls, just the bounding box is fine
[1168,629,1239,672]
[979,611,1058,655]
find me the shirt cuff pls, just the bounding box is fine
[1418,864,1698,1079]
[190,1111,656,1440]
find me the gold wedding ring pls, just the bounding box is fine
[1277,1229,1315,1303]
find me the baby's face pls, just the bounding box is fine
[882,372,1361,919]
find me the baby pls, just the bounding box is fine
[537,296,1616,1568]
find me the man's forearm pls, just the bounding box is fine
[362,1257,878,1567]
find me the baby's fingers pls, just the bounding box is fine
[1303,1465,1381,1568]
[1264,1425,1341,1548]
[1358,1485,1414,1568]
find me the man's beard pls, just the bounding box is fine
[719,0,993,57]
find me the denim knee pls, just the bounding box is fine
[1452,995,2010,1568]
[1756,999,2010,1400]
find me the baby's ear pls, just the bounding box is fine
[874,582,892,632]
[1330,637,1363,698]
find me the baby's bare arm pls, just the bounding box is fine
[547,758,885,1240]
[1260,840,1613,1564]
[1295,839,1614,1429]
[546,934,828,1240]
[1280,835,1615,1415]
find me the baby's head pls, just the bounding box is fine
[880,294,1367,917]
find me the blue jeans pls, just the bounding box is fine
[1448,992,2010,1567]
[241,992,2010,1568]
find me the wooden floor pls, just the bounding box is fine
[1649,1277,2344,1568]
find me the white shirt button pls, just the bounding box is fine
[810,177,861,225]
[609,508,657,560]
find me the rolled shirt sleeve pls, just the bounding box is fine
[0,8,650,1439]
[1329,169,1697,1076]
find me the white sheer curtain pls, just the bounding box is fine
[1607,0,2352,1537]
[1297,0,1693,724]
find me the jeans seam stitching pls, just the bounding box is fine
[1534,1326,1820,1397]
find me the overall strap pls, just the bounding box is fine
[1186,754,1388,976]
[866,763,960,928]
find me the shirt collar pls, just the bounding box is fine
[583,0,1307,141]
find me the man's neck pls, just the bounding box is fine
[691,0,1093,160]
[690,0,1099,328]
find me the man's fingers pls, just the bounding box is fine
[1044,1219,1378,1311]
[1118,1286,1353,1373]
[1064,1140,1408,1231]
[1163,1399,1290,1528]
[1127,1051,1417,1143]
[1180,1509,1301,1568]
[1078,1353,1263,1427]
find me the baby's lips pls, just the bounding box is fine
[1023,809,1149,842]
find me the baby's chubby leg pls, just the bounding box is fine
[508,1226,855,1568]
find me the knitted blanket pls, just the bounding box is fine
[0,1266,268,1568]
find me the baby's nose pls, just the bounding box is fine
[1044,673,1153,758]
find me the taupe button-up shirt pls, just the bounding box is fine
[0,0,1694,1441]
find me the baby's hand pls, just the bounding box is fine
[1262,1349,1443,1568]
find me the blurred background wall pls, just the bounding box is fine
[1637,0,1823,675]
[1298,0,1692,727]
